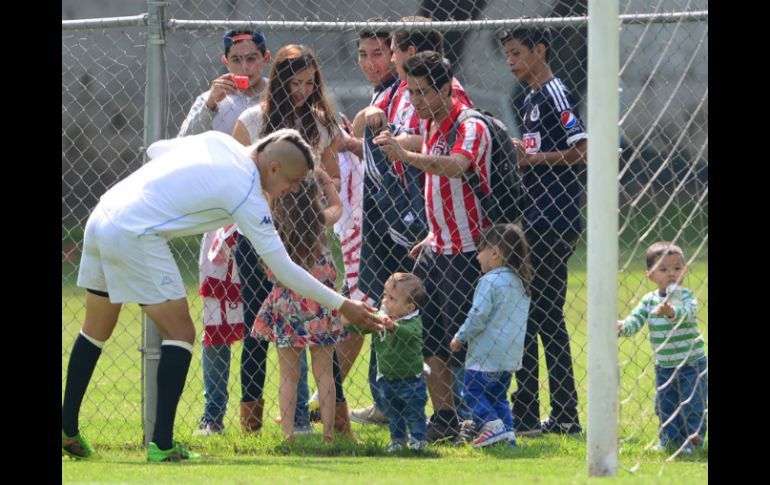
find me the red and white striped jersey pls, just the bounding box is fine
[373,77,474,187]
[421,101,492,255]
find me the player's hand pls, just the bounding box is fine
[616,320,624,336]
[206,73,238,110]
[340,299,385,332]
[450,338,462,353]
[364,107,387,133]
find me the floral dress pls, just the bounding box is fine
[251,242,345,348]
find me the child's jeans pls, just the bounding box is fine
[451,364,473,421]
[655,357,708,447]
[378,375,428,442]
[463,369,514,431]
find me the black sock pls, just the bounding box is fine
[332,349,346,403]
[62,334,103,437]
[240,337,268,402]
[151,344,192,450]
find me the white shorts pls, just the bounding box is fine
[77,205,186,305]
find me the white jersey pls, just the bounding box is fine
[100,131,276,244]
[95,131,345,310]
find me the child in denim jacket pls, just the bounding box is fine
[451,224,532,447]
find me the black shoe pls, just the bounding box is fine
[540,416,582,435]
[426,414,460,443]
[452,419,478,445]
[515,420,543,437]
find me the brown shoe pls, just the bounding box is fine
[240,399,264,433]
[333,401,362,443]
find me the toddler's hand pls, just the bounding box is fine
[450,338,462,353]
[654,301,675,318]
[380,316,396,331]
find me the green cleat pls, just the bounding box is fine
[62,429,95,460]
[147,441,200,462]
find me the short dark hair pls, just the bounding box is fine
[403,51,452,92]
[499,27,552,62]
[253,128,315,170]
[645,241,686,270]
[393,16,443,55]
[224,30,267,56]
[357,17,392,48]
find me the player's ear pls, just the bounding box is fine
[221,54,228,65]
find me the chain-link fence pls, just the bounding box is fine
[62,0,707,469]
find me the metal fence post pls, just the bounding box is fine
[141,0,168,448]
[587,0,620,476]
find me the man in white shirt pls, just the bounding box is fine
[61,129,383,463]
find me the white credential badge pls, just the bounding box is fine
[522,132,542,154]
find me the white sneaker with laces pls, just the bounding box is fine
[472,419,509,448]
[192,422,224,436]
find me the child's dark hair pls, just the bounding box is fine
[645,241,686,270]
[478,223,533,296]
[386,272,427,307]
[499,27,552,62]
[272,175,324,270]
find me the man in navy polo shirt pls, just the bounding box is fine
[500,27,588,436]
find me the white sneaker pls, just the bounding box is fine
[408,436,428,450]
[386,441,405,452]
[472,419,509,448]
[192,422,224,436]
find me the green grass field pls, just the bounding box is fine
[61,232,707,483]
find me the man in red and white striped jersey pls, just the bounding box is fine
[374,51,492,443]
[347,18,477,428]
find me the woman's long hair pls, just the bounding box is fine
[272,175,325,270]
[260,44,338,150]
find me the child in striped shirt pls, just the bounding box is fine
[617,242,707,453]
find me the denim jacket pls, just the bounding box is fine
[454,267,530,372]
